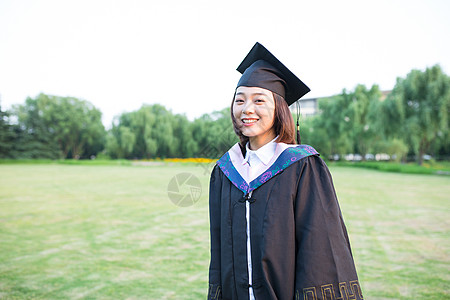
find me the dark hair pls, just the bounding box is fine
[230,91,296,148]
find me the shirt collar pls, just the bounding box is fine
[242,136,278,166]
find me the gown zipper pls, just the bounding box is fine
[245,190,255,300]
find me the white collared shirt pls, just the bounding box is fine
[242,136,278,183]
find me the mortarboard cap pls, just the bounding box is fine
[236,42,310,106]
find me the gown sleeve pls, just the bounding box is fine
[208,164,223,300]
[294,156,364,300]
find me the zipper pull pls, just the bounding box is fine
[240,193,250,203]
[243,191,255,203]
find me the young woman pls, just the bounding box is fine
[208,43,363,300]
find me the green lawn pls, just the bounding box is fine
[0,162,449,299]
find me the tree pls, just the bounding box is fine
[347,84,383,160]
[172,114,198,158]
[0,104,16,158]
[106,117,137,159]
[150,104,175,158]
[114,105,158,159]
[105,104,200,159]
[44,96,105,158]
[312,92,353,159]
[192,107,237,158]
[13,96,61,158]
[300,116,332,158]
[383,65,450,164]
[13,94,106,159]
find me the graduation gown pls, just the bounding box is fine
[208,143,363,300]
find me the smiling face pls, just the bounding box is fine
[232,86,276,149]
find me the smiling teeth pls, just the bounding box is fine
[243,119,258,123]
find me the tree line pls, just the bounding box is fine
[0,65,448,164]
[302,64,449,165]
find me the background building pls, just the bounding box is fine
[292,90,392,117]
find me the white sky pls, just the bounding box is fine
[1,0,449,128]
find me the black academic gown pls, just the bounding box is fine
[208,144,363,300]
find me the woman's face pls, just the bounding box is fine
[233,86,276,140]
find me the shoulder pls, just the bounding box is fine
[283,144,319,157]
[273,143,320,169]
[210,163,222,181]
[295,151,335,184]
[278,145,331,178]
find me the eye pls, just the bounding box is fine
[234,99,244,104]
[255,99,265,103]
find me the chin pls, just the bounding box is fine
[240,129,259,138]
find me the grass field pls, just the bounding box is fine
[0,162,449,299]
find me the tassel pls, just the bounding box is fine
[296,100,301,144]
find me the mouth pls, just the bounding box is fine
[241,118,259,126]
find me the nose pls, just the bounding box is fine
[242,100,255,115]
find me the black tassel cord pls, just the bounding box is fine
[296,100,301,144]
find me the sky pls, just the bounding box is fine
[1,0,449,128]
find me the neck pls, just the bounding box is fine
[248,130,276,151]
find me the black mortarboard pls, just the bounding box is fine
[236,42,310,106]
